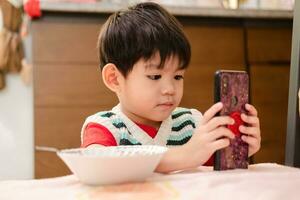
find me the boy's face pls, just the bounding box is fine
[117,52,185,127]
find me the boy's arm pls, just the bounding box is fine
[155,145,192,173]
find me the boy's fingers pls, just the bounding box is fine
[241,114,260,126]
[245,104,258,116]
[211,138,230,151]
[210,127,235,141]
[202,102,223,124]
[204,118,234,134]
[241,135,260,149]
[239,126,260,137]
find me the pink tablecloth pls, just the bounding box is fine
[1,163,300,200]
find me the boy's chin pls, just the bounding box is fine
[149,112,172,122]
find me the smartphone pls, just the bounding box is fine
[214,70,249,170]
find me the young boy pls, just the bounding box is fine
[81,2,261,173]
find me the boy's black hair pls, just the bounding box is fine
[98,2,191,77]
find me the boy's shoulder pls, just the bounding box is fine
[80,108,126,145]
[88,110,116,118]
[85,109,119,124]
[86,105,121,120]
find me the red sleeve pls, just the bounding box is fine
[81,122,117,148]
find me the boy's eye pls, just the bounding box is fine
[174,75,184,80]
[147,75,161,80]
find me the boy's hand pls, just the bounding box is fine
[239,103,261,157]
[183,102,235,168]
[156,102,261,173]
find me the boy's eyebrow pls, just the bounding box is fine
[144,64,185,72]
[145,63,160,69]
[144,63,161,69]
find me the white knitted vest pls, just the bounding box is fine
[81,104,202,147]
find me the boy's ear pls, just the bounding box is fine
[102,63,123,92]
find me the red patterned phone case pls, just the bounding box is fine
[214,70,249,170]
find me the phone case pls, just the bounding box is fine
[214,70,249,170]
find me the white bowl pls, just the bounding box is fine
[57,145,168,185]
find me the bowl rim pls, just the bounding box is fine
[57,145,169,159]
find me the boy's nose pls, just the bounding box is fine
[161,82,175,95]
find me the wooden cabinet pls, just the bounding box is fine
[247,27,292,63]
[182,24,245,111]
[246,26,292,163]
[32,14,292,178]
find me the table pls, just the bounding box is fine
[1,163,300,200]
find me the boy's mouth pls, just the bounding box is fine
[157,102,174,108]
